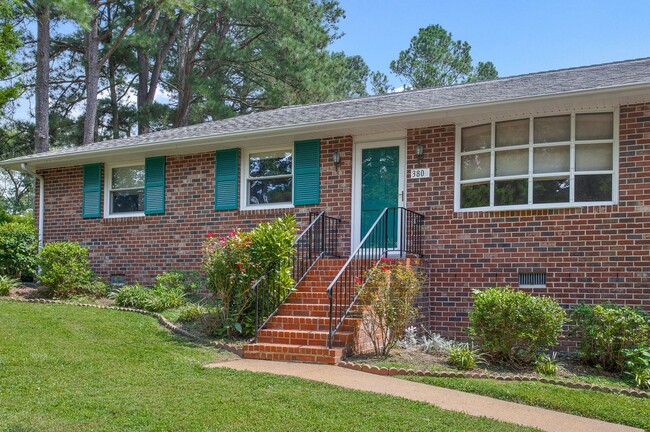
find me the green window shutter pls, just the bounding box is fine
[293,139,320,205]
[215,149,239,210]
[82,164,102,219]
[144,156,166,215]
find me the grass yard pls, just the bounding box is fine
[402,376,650,430]
[0,302,536,432]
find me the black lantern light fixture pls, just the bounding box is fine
[333,150,342,171]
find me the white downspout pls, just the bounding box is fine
[20,163,44,250]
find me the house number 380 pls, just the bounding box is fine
[410,168,430,179]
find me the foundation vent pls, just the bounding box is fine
[518,272,546,288]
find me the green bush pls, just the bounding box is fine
[534,352,560,375]
[571,303,649,372]
[0,275,20,296]
[0,222,37,279]
[111,283,150,309]
[623,346,650,389]
[111,272,188,312]
[469,286,566,364]
[448,343,484,370]
[203,215,296,337]
[38,241,94,298]
[357,259,422,356]
[177,303,208,323]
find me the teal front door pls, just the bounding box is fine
[360,146,400,248]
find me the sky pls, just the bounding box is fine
[329,0,650,88]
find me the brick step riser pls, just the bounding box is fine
[286,296,330,305]
[243,343,343,357]
[265,321,355,333]
[243,351,340,365]
[256,333,353,346]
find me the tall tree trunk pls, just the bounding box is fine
[34,3,50,153]
[83,0,99,145]
[106,5,119,139]
[136,48,150,135]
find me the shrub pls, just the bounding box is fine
[357,259,422,357]
[177,303,208,323]
[570,303,649,372]
[534,352,560,375]
[111,274,187,312]
[203,215,296,337]
[81,280,110,299]
[397,325,454,354]
[111,283,150,309]
[469,286,566,364]
[448,343,484,370]
[623,346,650,389]
[0,275,19,296]
[0,222,37,279]
[38,241,94,298]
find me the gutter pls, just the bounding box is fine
[20,163,44,250]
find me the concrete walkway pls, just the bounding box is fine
[207,359,641,432]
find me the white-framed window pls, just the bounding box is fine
[240,147,293,210]
[455,110,618,211]
[104,162,145,217]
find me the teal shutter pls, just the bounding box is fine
[293,139,320,205]
[82,164,102,219]
[215,149,239,210]
[144,156,166,215]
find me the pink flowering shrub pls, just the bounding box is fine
[357,258,422,356]
[202,215,296,337]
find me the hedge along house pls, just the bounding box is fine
[3,58,650,361]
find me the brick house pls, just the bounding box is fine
[2,58,650,361]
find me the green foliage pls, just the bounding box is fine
[570,303,649,372]
[111,272,188,312]
[37,241,94,298]
[357,259,422,357]
[389,24,498,89]
[177,303,208,323]
[203,215,296,337]
[0,221,37,279]
[0,1,21,112]
[0,274,19,295]
[469,286,566,363]
[534,352,560,375]
[623,346,650,389]
[448,343,484,370]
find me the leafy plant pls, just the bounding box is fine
[111,274,187,312]
[357,259,422,357]
[203,215,296,337]
[177,303,208,323]
[110,283,150,309]
[0,275,19,296]
[0,221,37,280]
[448,343,484,370]
[469,286,566,364]
[534,352,560,375]
[81,280,110,299]
[37,241,94,298]
[397,325,454,354]
[623,346,650,389]
[570,303,649,372]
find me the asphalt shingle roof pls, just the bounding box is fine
[5,57,650,164]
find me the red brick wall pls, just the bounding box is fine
[35,136,353,284]
[406,103,650,340]
[35,104,650,342]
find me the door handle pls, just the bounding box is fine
[399,191,404,202]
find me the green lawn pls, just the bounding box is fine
[402,376,650,430]
[0,302,535,432]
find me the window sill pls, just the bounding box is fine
[103,212,145,219]
[239,203,294,212]
[454,201,616,213]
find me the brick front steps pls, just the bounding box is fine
[244,258,364,365]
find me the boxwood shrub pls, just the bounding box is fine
[469,286,566,363]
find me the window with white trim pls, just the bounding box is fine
[242,148,293,207]
[456,112,617,210]
[105,163,145,216]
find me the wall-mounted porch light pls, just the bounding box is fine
[415,142,425,162]
[333,150,342,172]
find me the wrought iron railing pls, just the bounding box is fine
[326,207,424,347]
[252,211,341,342]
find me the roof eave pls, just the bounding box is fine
[3,82,650,171]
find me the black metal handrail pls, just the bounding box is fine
[252,211,341,342]
[325,207,424,347]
